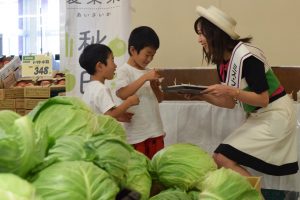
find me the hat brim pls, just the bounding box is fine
[196,6,240,39]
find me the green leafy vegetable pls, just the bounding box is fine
[125,150,152,200]
[96,115,127,141]
[150,143,217,191]
[0,110,48,177]
[0,173,41,200]
[149,189,192,200]
[28,96,100,140]
[33,161,119,200]
[85,134,133,186]
[199,167,261,200]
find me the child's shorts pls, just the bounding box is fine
[133,135,164,159]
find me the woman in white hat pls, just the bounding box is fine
[189,5,298,176]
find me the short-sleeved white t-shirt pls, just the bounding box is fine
[82,80,115,114]
[116,63,165,144]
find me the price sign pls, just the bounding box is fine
[21,54,53,77]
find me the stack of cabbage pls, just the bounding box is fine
[149,144,261,200]
[0,96,151,200]
[0,96,261,200]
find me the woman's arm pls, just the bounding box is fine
[185,84,269,109]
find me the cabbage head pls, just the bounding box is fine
[0,110,48,177]
[33,161,119,200]
[0,173,42,200]
[150,143,217,191]
[85,134,133,186]
[96,114,127,141]
[199,167,261,200]
[125,150,152,200]
[46,135,94,162]
[32,135,95,173]
[28,96,100,140]
[149,189,192,200]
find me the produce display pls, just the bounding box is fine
[0,55,14,70]
[15,77,65,88]
[0,96,261,200]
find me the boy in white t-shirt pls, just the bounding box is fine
[116,26,165,159]
[79,43,139,122]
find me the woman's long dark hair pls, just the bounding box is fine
[194,17,252,65]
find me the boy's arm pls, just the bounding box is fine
[104,95,139,118]
[117,69,160,100]
[116,75,147,100]
[150,80,164,102]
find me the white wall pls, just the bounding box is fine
[131,0,300,68]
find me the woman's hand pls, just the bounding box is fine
[203,84,234,97]
[204,84,269,108]
[183,93,204,101]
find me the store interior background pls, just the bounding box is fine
[1,1,299,199]
[0,0,300,69]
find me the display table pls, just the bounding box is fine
[159,101,300,192]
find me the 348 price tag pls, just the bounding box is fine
[21,55,53,77]
[33,66,50,75]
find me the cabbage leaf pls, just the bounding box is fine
[150,143,217,191]
[33,161,119,200]
[0,110,48,177]
[199,168,261,200]
[0,173,42,200]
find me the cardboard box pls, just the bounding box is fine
[0,66,21,89]
[13,86,65,98]
[247,176,264,199]
[247,176,261,192]
[0,99,16,109]
[24,98,46,109]
[0,56,21,80]
[15,98,25,109]
[14,87,50,98]
[0,89,15,100]
[25,109,32,115]
[16,109,26,116]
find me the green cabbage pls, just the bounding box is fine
[28,96,100,140]
[0,110,48,177]
[0,173,42,200]
[149,189,192,200]
[199,167,261,200]
[150,143,217,191]
[125,150,152,200]
[188,191,201,200]
[96,115,127,141]
[85,134,133,186]
[31,135,96,173]
[46,135,94,162]
[33,161,119,200]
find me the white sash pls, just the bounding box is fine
[226,42,267,89]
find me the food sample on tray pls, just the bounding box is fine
[163,84,208,94]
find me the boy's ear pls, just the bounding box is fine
[129,46,136,55]
[95,61,104,72]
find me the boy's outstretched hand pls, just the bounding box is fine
[143,69,161,81]
[117,112,134,123]
[126,94,140,106]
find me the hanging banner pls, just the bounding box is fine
[60,0,131,97]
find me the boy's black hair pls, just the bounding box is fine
[79,43,112,75]
[128,26,160,56]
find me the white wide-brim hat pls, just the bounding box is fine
[196,5,240,39]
